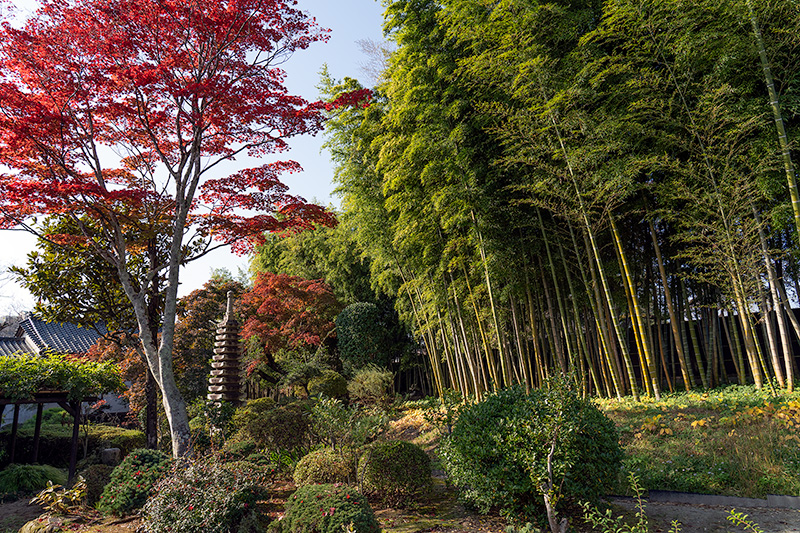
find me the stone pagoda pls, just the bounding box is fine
[207,291,243,406]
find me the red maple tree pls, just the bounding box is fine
[240,271,341,376]
[0,0,366,456]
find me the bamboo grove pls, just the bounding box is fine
[320,0,800,400]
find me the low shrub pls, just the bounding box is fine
[293,447,356,487]
[245,452,277,469]
[277,483,379,533]
[98,448,172,516]
[232,399,311,451]
[222,439,258,460]
[0,464,66,498]
[357,440,431,506]
[142,459,272,533]
[348,366,394,407]
[438,384,622,522]
[308,370,348,400]
[309,397,386,450]
[80,464,114,506]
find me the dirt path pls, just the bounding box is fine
[608,497,800,532]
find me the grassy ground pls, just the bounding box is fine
[596,384,800,498]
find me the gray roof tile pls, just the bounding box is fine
[0,337,33,357]
[18,316,105,355]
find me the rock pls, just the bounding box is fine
[101,447,121,466]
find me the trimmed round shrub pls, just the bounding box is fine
[0,464,66,498]
[308,370,348,400]
[80,464,114,506]
[142,459,272,533]
[438,384,622,521]
[278,483,379,533]
[347,365,394,406]
[293,447,356,487]
[232,399,310,451]
[357,440,431,506]
[98,448,172,516]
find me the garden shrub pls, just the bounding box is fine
[357,440,431,506]
[243,452,275,468]
[309,397,386,451]
[232,399,310,451]
[0,424,144,468]
[277,483,379,533]
[142,459,272,533]
[347,365,394,406]
[293,447,356,487]
[438,384,622,522]
[308,370,348,400]
[98,448,172,516]
[0,464,66,498]
[222,439,258,460]
[80,463,114,506]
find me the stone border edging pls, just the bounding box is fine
[641,490,800,510]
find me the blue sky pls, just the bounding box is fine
[0,0,388,314]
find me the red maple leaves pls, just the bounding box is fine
[240,271,342,356]
[0,0,346,253]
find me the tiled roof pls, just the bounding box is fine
[18,315,106,355]
[0,336,34,357]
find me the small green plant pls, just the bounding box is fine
[268,448,308,475]
[30,476,86,514]
[277,483,380,533]
[293,447,356,487]
[420,388,463,435]
[98,448,172,516]
[582,472,682,533]
[142,459,272,533]
[727,509,764,533]
[505,523,542,533]
[357,440,431,506]
[0,463,67,497]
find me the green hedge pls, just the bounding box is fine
[0,424,144,468]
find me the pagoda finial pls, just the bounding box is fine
[226,290,234,319]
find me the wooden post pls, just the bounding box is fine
[9,404,19,464]
[32,403,44,463]
[68,401,80,485]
